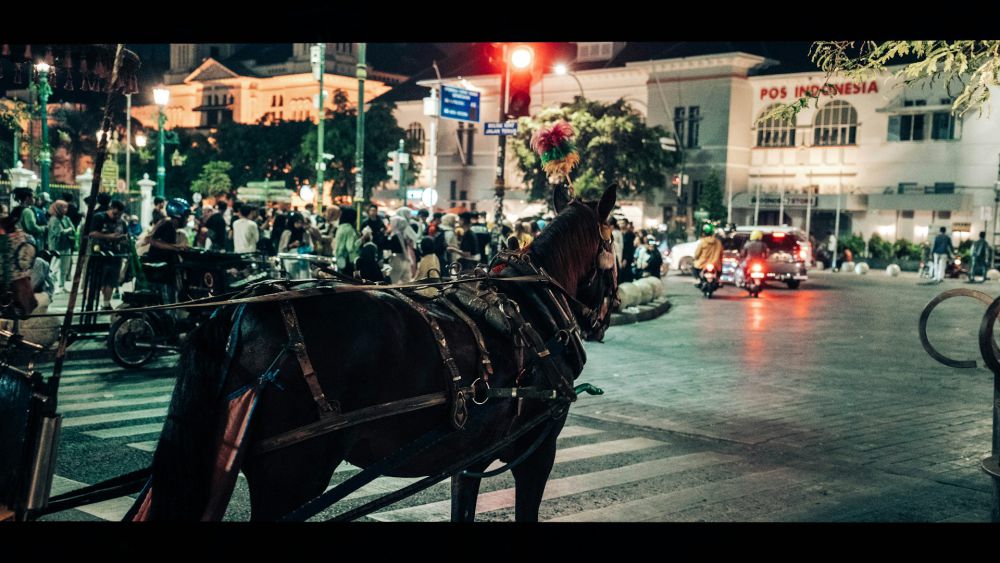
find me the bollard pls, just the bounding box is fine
[886,264,901,277]
[854,262,870,275]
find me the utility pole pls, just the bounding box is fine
[125,93,131,193]
[354,43,367,231]
[312,43,326,212]
[396,138,406,205]
[494,44,510,251]
[36,63,52,197]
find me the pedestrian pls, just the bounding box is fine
[969,231,991,283]
[151,197,166,226]
[932,226,952,283]
[611,221,624,268]
[205,200,228,252]
[388,208,419,284]
[643,236,663,278]
[88,200,127,310]
[514,221,533,249]
[335,206,362,277]
[13,188,45,249]
[415,236,441,297]
[233,204,260,254]
[362,204,388,250]
[439,213,462,271]
[621,220,636,283]
[62,191,81,228]
[278,212,313,279]
[355,238,386,283]
[47,200,75,294]
[458,212,483,271]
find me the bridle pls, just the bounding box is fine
[570,210,619,342]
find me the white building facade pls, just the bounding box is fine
[387,49,1000,244]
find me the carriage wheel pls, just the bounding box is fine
[108,315,158,369]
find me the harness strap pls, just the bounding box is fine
[389,290,468,430]
[440,296,494,384]
[279,300,337,419]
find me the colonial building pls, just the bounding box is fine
[382,43,1000,245]
[131,44,401,130]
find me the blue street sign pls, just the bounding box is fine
[484,121,518,136]
[440,85,480,122]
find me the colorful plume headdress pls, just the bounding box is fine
[531,121,580,196]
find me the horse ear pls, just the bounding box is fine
[552,184,570,214]
[597,184,617,222]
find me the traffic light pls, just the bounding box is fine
[386,152,400,182]
[672,174,682,196]
[506,45,534,119]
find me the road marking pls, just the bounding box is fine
[368,451,725,522]
[60,384,176,403]
[48,475,134,521]
[58,395,173,414]
[548,467,810,522]
[58,379,176,396]
[332,426,606,474]
[127,441,158,452]
[62,407,169,428]
[84,423,164,439]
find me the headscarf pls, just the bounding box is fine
[49,200,69,217]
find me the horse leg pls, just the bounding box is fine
[510,417,565,522]
[242,438,351,521]
[450,460,492,522]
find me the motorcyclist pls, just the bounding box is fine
[738,230,769,285]
[146,198,191,304]
[692,223,723,283]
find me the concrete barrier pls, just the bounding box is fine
[854,262,870,275]
[840,261,855,273]
[886,264,901,277]
[617,283,641,309]
[989,269,1000,281]
[635,278,655,303]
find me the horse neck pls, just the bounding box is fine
[525,232,594,296]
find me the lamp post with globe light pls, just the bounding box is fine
[153,87,170,198]
[35,62,52,196]
[554,63,585,100]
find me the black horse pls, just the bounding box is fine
[132,184,618,521]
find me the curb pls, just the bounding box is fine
[610,297,671,326]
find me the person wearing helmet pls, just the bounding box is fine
[692,223,723,283]
[147,198,191,303]
[737,229,770,285]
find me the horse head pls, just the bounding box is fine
[530,184,618,342]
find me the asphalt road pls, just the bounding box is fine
[33,269,1000,522]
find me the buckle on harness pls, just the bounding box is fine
[471,377,491,405]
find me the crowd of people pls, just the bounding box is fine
[612,218,665,283]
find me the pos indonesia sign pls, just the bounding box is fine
[440,85,480,122]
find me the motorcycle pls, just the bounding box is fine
[743,260,767,298]
[698,263,721,298]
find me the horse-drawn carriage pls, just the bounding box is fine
[108,248,272,368]
[0,181,618,522]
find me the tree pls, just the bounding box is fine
[190,161,233,198]
[698,170,726,222]
[0,99,31,172]
[214,119,314,189]
[760,41,1000,123]
[511,97,677,202]
[52,104,103,178]
[300,93,406,197]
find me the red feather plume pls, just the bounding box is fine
[530,121,575,155]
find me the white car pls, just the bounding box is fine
[669,240,700,274]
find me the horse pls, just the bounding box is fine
[130,184,619,522]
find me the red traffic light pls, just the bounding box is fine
[671,175,681,186]
[510,45,534,69]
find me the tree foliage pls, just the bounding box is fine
[191,161,233,197]
[214,119,314,188]
[300,93,406,197]
[698,170,727,222]
[760,41,1000,124]
[511,97,677,202]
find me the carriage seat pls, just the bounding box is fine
[122,290,162,307]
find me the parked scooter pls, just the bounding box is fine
[698,263,721,298]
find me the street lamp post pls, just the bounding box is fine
[354,43,367,231]
[153,87,170,199]
[554,63,585,99]
[35,63,52,197]
[312,43,326,212]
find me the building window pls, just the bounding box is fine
[271,95,277,107]
[901,210,914,219]
[888,100,926,142]
[938,210,951,220]
[457,122,474,165]
[932,100,958,140]
[450,180,457,202]
[756,104,796,147]
[406,123,426,156]
[577,42,614,62]
[813,100,858,146]
[459,190,468,201]
[673,107,685,148]
[687,106,700,148]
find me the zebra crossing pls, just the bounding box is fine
[42,356,816,522]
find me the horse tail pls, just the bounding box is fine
[133,308,237,520]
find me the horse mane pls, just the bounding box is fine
[526,202,600,292]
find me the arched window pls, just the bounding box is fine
[755,104,796,147]
[405,122,425,155]
[813,100,858,146]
